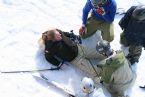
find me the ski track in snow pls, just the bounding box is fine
[0,0,145,97]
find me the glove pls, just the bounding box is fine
[79,25,85,36]
[96,7,105,15]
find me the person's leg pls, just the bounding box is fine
[71,45,102,77]
[120,32,130,47]
[71,57,101,77]
[103,60,136,97]
[81,16,102,39]
[84,46,105,59]
[111,64,136,97]
[100,22,114,42]
[82,30,102,51]
[127,45,142,64]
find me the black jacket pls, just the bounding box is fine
[119,6,145,47]
[44,29,78,66]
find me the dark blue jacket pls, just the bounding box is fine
[119,6,145,47]
[82,0,117,25]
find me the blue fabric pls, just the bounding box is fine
[82,0,117,25]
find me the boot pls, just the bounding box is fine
[126,45,142,65]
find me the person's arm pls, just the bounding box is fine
[93,0,117,23]
[56,29,72,37]
[44,41,61,66]
[56,29,76,40]
[45,52,60,66]
[103,0,117,23]
[82,0,92,25]
[101,3,116,23]
[57,29,82,44]
[119,6,136,30]
[94,9,116,23]
[61,32,77,47]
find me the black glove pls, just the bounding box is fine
[70,30,82,44]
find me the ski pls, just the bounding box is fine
[33,74,76,97]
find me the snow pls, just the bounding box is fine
[0,0,145,97]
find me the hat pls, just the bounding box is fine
[81,77,95,93]
[96,40,113,56]
[132,5,145,21]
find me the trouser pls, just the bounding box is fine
[105,74,136,97]
[120,32,142,64]
[71,44,106,78]
[81,15,114,42]
[127,45,142,64]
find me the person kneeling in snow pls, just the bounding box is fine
[74,40,136,97]
[79,0,117,42]
[119,5,145,65]
[94,40,136,97]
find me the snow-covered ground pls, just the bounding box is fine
[0,0,145,97]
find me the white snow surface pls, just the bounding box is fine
[0,0,145,97]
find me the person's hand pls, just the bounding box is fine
[79,25,86,36]
[54,30,62,41]
[96,7,105,15]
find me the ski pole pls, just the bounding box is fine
[0,54,68,74]
[0,61,64,74]
[86,58,102,83]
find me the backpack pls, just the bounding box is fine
[124,18,145,47]
[101,51,126,83]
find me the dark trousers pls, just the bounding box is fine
[120,32,142,64]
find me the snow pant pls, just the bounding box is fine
[102,60,136,97]
[81,15,114,42]
[71,44,106,78]
[120,32,142,64]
